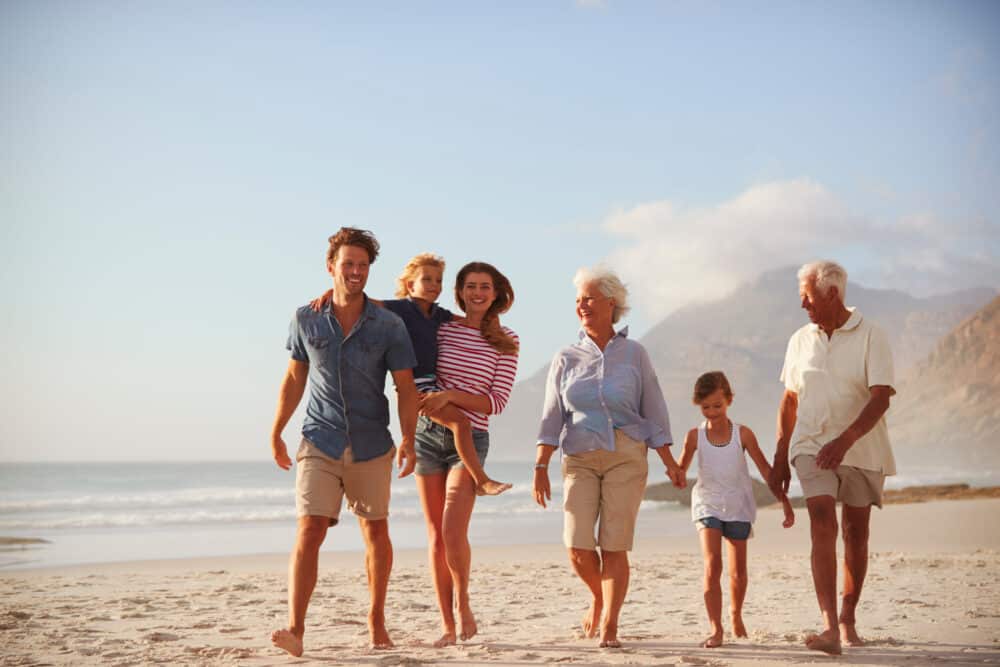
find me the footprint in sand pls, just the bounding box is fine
[143,632,179,642]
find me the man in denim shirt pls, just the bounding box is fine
[269,228,419,657]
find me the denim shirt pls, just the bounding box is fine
[536,327,673,454]
[287,297,416,461]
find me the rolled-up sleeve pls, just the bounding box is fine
[536,352,566,447]
[638,345,672,447]
[286,311,308,362]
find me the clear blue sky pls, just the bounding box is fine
[2,1,997,461]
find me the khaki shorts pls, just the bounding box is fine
[793,454,885,508]
[295,438,394,526]
[562,430,648,552]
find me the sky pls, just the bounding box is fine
[2,1,998,462]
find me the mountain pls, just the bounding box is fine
[490,267,995,464]
[889,295,1000,471]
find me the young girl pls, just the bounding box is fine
[312,253,511,496]
[677,371,795,649]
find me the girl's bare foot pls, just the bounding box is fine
[433,632,456,648]
[702,629,724,648]
[271,629,303,657]
[731,612,748,638]
[582,599,602,638]
[458,608,478,641]
[805,631,843,655]
[599,638,622,648]
[476,479,513,496]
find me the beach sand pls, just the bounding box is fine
[2,498,998,666]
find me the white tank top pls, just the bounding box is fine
[690,421,757,524]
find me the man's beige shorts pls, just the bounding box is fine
[793,454,885,508]
[295,438,394,526]
[562,430,648,552]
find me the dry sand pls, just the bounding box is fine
[2,498,999,666]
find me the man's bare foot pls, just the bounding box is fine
[805,631,843,655]
[599,638,622,648]
[458,608,478,641]
[476,479,513,496]
[702,629,724,648]
[731,612,748,638]
[271,629,303,657]
[582,598,602,638]
[433,632,456,648]
[840,621,864,646]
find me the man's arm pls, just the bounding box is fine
[271,359,309,470]
[391,368,418,478]
[815,385,893,469]
[769,389,798,495]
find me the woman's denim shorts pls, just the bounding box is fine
[414,415,489,476]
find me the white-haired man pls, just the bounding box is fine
[768,261,896,656]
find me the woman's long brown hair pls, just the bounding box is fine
[454,262,518,355]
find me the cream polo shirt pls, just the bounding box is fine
[780,308,896,475]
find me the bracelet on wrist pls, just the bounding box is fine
[534,463,547,470]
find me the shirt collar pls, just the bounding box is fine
[323,294,377,320]
[577,326,630,344]
[809,307,862,333]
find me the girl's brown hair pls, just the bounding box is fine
[394,253,446,298]
[455,261,518,355]
[692,371,734,404]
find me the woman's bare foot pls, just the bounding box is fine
[458,608,478,641]
[805,631,843,655]
[271,629,303,657]
[582,598,602,638]
[476,479,513,496]
[433,632,457,648]
[731,611,748,638]
[840,621,864,646]
[599,619,619,648]
[369,613,394,649]
[702,629,724,648]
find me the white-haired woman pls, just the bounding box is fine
[532,267,685,648]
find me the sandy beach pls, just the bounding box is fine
[2,498,998,667]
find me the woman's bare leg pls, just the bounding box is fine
[442,465,479,640]
[416,473,456,647]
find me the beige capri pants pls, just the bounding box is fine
[562,430,648,551]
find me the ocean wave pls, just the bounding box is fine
[0,487,297,513]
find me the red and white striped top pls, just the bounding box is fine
[435,321,519,431]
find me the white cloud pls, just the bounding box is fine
[600,179,999,320]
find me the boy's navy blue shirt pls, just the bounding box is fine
[382,298,453,379]
[286,297,417,461]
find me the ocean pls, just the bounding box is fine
[1,460,992,570]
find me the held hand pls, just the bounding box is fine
[417,391,451,417]
[666,463,686,488]
[768,454,791,496]
[815,434,853,470]
[308,289,334,313]
[272,436,292,471]
[396,440,416,478]
[533,468,551,508]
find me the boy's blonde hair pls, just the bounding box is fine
[395,253,446,298]
[692,371,734,404]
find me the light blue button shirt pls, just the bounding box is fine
[536,327,673,454]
